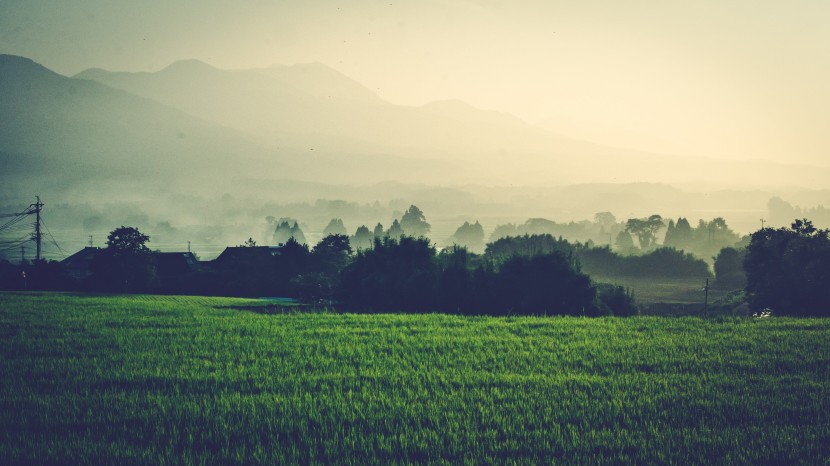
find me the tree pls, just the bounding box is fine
[373,222,385,239]
[322,218,347,237]
[625,215,664,249]
[713,247,746,288]
[387,219,404,238]
[614,230,636,253]
[744,219,830,316]
[294,234,353,303]
[594,212,617,230]
[338,236,438,312]
[92,226,155,292]
[350,225,373,251]
[241,237,257,247]
[450,220,485,253]
[400,205,431,237]
[274,219,306,245]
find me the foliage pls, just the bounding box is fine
[272,218,306,245]
[449,220,485,253]
[595,283,639,316]
[578,246,711,279]
[2,293,829,465]
[386,219,404,238]
[92,226,155,292]
[625,215,664,249]
[399,204,431,237]
[350,225,374,251]
[744,219,830,316]
[322,218,348,237]
[338,236,438,312]
[485,234,573,261]
[713,247,746,288]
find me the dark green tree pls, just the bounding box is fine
[714,247,746,288]
[92,226,155,292]
[744,219,830,316]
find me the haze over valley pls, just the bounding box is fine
[2,2,829,260]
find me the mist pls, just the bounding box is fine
[2,3,830,262]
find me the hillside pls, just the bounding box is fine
[75,59,830,188]
[0,54,279,197]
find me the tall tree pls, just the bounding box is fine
[92,226,154,292]
[744,219,830,316]
[625,215,664,249]
[400,205,431,237]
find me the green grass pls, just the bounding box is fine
[1,292,829,465]
[592,276,733,313]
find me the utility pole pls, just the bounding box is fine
[89,235,93,247]
[188,241,191,253]
[760,218,766,230]
[32,196,43,261]
[703,278,709,314]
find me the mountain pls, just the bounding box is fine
[74,59,830,188]
[0,55,282,196]
[0,55,453,202]
[74,60,617,184]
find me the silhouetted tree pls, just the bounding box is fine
[450,220,485,253]
[595,284,639,317]
[436,246,473,313]
[625,215,664,249]
[714,247,746,288]
[322,218,347,237]
[386,219,404,238]
[294,234,352,303]
[373,222,385,239]
[92,226,155,292]
[400,205,430,237]
[350,225,374,250]
[273,218,306,245]
[338,236,438,312]
[614,230,636,254]
[744,219,830,316]
[493,253,596,316]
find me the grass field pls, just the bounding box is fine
[1,292,829,465]
[592,276,734,314]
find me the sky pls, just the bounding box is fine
[2,0,829,166]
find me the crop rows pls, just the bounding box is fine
[1,292,829,465]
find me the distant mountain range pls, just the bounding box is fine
[2,53,829,201]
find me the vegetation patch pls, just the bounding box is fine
[2,292,829,464]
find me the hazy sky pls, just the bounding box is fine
[2,0,829,166]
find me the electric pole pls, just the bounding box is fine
[32,196,43,261]
[703,278,709,314]
[89,235,94,247]
[760,218,766,230]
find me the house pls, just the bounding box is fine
[61,247,101,280]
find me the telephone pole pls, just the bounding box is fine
[703,278,710,314]
[32,196,43,261]
[760,218,766,230]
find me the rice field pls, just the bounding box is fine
[1,292,829,465]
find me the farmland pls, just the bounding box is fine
[1,292,829,465]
